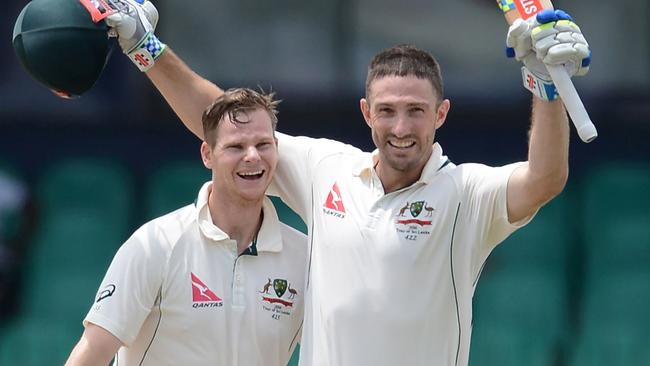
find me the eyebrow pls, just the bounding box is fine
[375,102,427,108]
[405,102,427,108]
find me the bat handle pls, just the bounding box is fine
[546,64,598,143]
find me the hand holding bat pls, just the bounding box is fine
[498,0,598,143]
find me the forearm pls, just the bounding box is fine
[146,48,224,139]
[522,98,569,208]
[506,97,569,223]
[527,96,570,196]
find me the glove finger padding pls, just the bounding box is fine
[106,12,137,43]
[506,18,533,61]
[106,0,154,53]
[532,12,590,76]
[506,9,592,101]
[142,1,159,29]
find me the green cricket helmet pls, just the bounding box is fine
[12,0,112,98]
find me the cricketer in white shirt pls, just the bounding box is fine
[82,183,307,366]
[269,134,534,366]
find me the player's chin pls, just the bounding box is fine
[383,146,417,163]
[389,145,428,166]
[237,178,272,199]
[383,155,420,173]
[236,187,268,202]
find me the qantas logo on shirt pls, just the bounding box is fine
[191,272,223,308]
[323,183,346,218]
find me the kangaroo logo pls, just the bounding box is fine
[190,272,222,305]
[398,202,410,217]
[259,278,272,294]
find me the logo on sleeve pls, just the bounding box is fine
[96,284,116,303]
[323,183,346,218]
[259,278,299,320]
[191,272,223,308]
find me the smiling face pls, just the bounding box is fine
[361,75,450,181]
[201,108,278,204]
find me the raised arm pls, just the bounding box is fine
[506,98,569,223]
[65,323,122,366]
[106,0,222,139]
[146,49,223,139]
[504,9,591,222]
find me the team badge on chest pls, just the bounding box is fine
[259,278,298,320]
[395,200,435,241]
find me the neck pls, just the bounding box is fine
[207,186,264,254]
[375,160,424,194]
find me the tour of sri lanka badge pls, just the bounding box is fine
[259,278,299,320]
[259,278,298,307]
[395,200,434,240]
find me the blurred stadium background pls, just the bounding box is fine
[0,0,649,364]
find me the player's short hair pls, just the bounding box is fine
[202,88,279,146]
[366,44,444,102]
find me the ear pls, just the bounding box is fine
[360,98,372,128]
[200,141,213,169]
[434,99,451,130]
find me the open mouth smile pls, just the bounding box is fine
[237,170,265,180]
[388,139,416,149]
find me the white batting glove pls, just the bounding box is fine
[106,0,166,72]
[506,9,591,100]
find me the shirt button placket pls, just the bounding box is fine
[232,259,245,307]
[230,255,246,365]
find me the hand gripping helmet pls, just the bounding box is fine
[12,0,112,98]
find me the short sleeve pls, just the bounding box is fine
[461,162,536,257]
[83,224,167,346]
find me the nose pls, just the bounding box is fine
[392,113,410,138]
[243,146,261,162]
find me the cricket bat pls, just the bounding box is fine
[497,0,598,143]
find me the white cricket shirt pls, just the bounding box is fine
[84,182,308,366]
[269,133,533,366]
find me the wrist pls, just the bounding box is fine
[521,66,558,101]
[127,32,166,72]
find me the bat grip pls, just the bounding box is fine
[546,64,598,143]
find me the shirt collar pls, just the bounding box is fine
[352,143,448,184]
[195,182,283,253]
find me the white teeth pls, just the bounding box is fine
[239,170,263,176]
[390,140,415,148]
